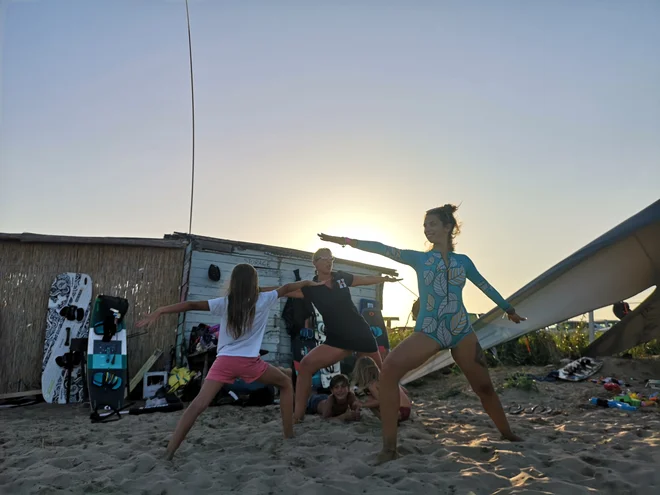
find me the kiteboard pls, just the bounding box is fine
[41,273,93,404]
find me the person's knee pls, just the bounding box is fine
[380,359,406,383]
[278,375,293,392]
[299,355,319,374]
[473,381,495,397]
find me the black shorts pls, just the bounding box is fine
[324,327,378,354]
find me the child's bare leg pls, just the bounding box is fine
[451,333,522,442]
[315,398,329,416]
[277,366,293,379]
[257,365,295,438]
[166,378,224,459]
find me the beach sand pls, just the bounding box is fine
[1,356,659,494]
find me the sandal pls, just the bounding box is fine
[508,404,524,415]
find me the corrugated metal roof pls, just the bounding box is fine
[166,232,399,275]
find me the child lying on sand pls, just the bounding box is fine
[306,374,360,421]
[352,356,412,422]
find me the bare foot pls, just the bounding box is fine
[293,416,304,425]
[374,449,400,465]
[164,450,175,461]
[502,432,523,442]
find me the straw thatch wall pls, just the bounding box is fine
[0,237,186,395]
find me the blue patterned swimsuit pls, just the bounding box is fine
[355,241,514,349]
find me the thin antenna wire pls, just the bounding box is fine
[397,280,418,298]
[185,0,196,235]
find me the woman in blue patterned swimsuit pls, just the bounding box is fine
[319,204,525,463]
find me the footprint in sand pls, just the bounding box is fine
[579,455,608,467]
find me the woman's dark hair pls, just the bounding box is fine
[426,204,461,251]
[226,264,260,339]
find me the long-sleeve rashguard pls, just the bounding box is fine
[354,240,513,348]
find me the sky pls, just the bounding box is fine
[1,0,659,325]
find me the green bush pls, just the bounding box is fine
[493,330,561,367]
[503,372,539,392]
[627,339,660,358]
[490,327,660,367]
[389,327,414,349]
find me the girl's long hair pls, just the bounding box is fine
[351,356,381,392]
[226,264,259,339]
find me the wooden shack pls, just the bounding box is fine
[165,233,399,367]
[0,231,397,394]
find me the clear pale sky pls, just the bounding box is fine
[1,0,659,325]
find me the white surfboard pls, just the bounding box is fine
[41,273,93,404]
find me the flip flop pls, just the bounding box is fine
[508,404,524,415]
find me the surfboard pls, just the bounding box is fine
[41,273,93,404]
[557,356,603,382]
[87,295,129,414]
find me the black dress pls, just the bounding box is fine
[301,271,378,353]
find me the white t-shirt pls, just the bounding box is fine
[207,290,279,358]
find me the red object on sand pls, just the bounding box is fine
[604,382,622,392]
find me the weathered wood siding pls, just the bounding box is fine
[180,248,387,366]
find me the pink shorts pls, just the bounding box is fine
[205,355,269,384]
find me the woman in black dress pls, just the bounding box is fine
[282,247,400,422]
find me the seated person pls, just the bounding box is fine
[351,356,412,422]
[306,374,360,421]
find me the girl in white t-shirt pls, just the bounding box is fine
[136,263,322,459]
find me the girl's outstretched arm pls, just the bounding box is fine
[275,279,323,298]
[317,233,420,267]
[261,280,321,299]
[136,300,209,328]
[137,280,320,328]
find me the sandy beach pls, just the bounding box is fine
[1,356,659,494]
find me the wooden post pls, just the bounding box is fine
[588,311,595,343]
[382,317,399,330]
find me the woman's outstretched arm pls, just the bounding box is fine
[317,234,420,267]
